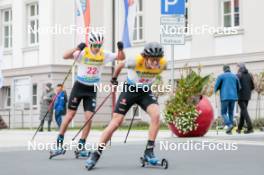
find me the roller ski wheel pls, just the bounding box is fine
[140,152,168,169]
[140,157,145,167]
[161,159,169,169]
[74,149,91,159]
[49,147,66,159]
[85,151,101,171]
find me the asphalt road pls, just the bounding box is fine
[0,139,263,175]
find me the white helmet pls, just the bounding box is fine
[89,31,104,45]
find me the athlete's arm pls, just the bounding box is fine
[104,42,125,64]
[116,41,125,61]
[63,48,79,59]
[116,50,125,61]
[63,43,86,60]
[112,61,125,79]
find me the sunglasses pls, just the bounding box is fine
[91,44,102,48]
[146,57,161,62]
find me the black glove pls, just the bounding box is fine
[77,42,87,51]
[111,77,118,86]
[117,41,124,51]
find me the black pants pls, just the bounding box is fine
[238,100,253,130]
[39,120,52,131]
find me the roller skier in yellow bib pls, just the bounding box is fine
[49,32,125,159]
[85,42,169,170]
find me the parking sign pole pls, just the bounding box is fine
[161,0,185,91]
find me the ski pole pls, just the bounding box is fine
[31,53,80,141]
[72,92,112,141]
[124,105,138,143]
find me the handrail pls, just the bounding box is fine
[0,108,25,129]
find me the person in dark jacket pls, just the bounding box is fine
[39,83,55,132]
[54,84,68,128]
[236,63,255,134]
[214,65,241,134]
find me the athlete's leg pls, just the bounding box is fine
[85,113,124,170]
[80,111,93,140]
[99,113,124,146]
[142,104,160,163]
[146,104,161,141]
[85,88,134,170]
[136,91,160,162]
[79,95,97,142]
[59,109,77,135]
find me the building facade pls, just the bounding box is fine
[0,0,263,128]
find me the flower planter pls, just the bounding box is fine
[168,96,214,137]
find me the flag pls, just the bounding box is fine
[0,47,3,89]
[75,0,91,45]
[122,0,136,48]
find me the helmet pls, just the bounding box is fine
[142,42,164,57]
[89,31,104,45]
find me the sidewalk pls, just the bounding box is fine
[1,129,264,149]
[0,129,171,149]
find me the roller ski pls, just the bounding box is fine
[74,139,91,158]
[140,150,168,169]
[74,149,91,159]
[85,151,101,171]
[49,147,66,159]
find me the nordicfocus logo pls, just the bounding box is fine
[160,24,239,36]
[159,140,238,151]
[94,82,172,93]
[27,141,106,151]
[27,24,106,36]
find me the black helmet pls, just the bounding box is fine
[89,31,104,45]
[142,42,164,57]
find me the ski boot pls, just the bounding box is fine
[140,151,168,169]
[74,148,91,159]
[85,151,101,171]
[74,139,91,159]
[49,147,66,159]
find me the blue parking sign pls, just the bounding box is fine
[161,0,185,15]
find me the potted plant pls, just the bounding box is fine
[164,66,214,137]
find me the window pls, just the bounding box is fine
[1,9,12,49]
[2,86,11,108]
[133,0,144,42]
[27,3,39,46]
[222,0,240,27]
[32,84,37,106]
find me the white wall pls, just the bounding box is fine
[53,0,75,65]
[242,0,264,53]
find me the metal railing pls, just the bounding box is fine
[0,109,25,129]
[0,109,11,129]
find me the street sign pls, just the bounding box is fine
[160,15,185,45]
[161,0,185,15]
[160,0,186,90]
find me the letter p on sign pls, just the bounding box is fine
[161,0,185,15]
[165,0,178,12]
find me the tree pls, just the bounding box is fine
[253,72,264,119]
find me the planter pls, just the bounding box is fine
[168,96,214,137]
